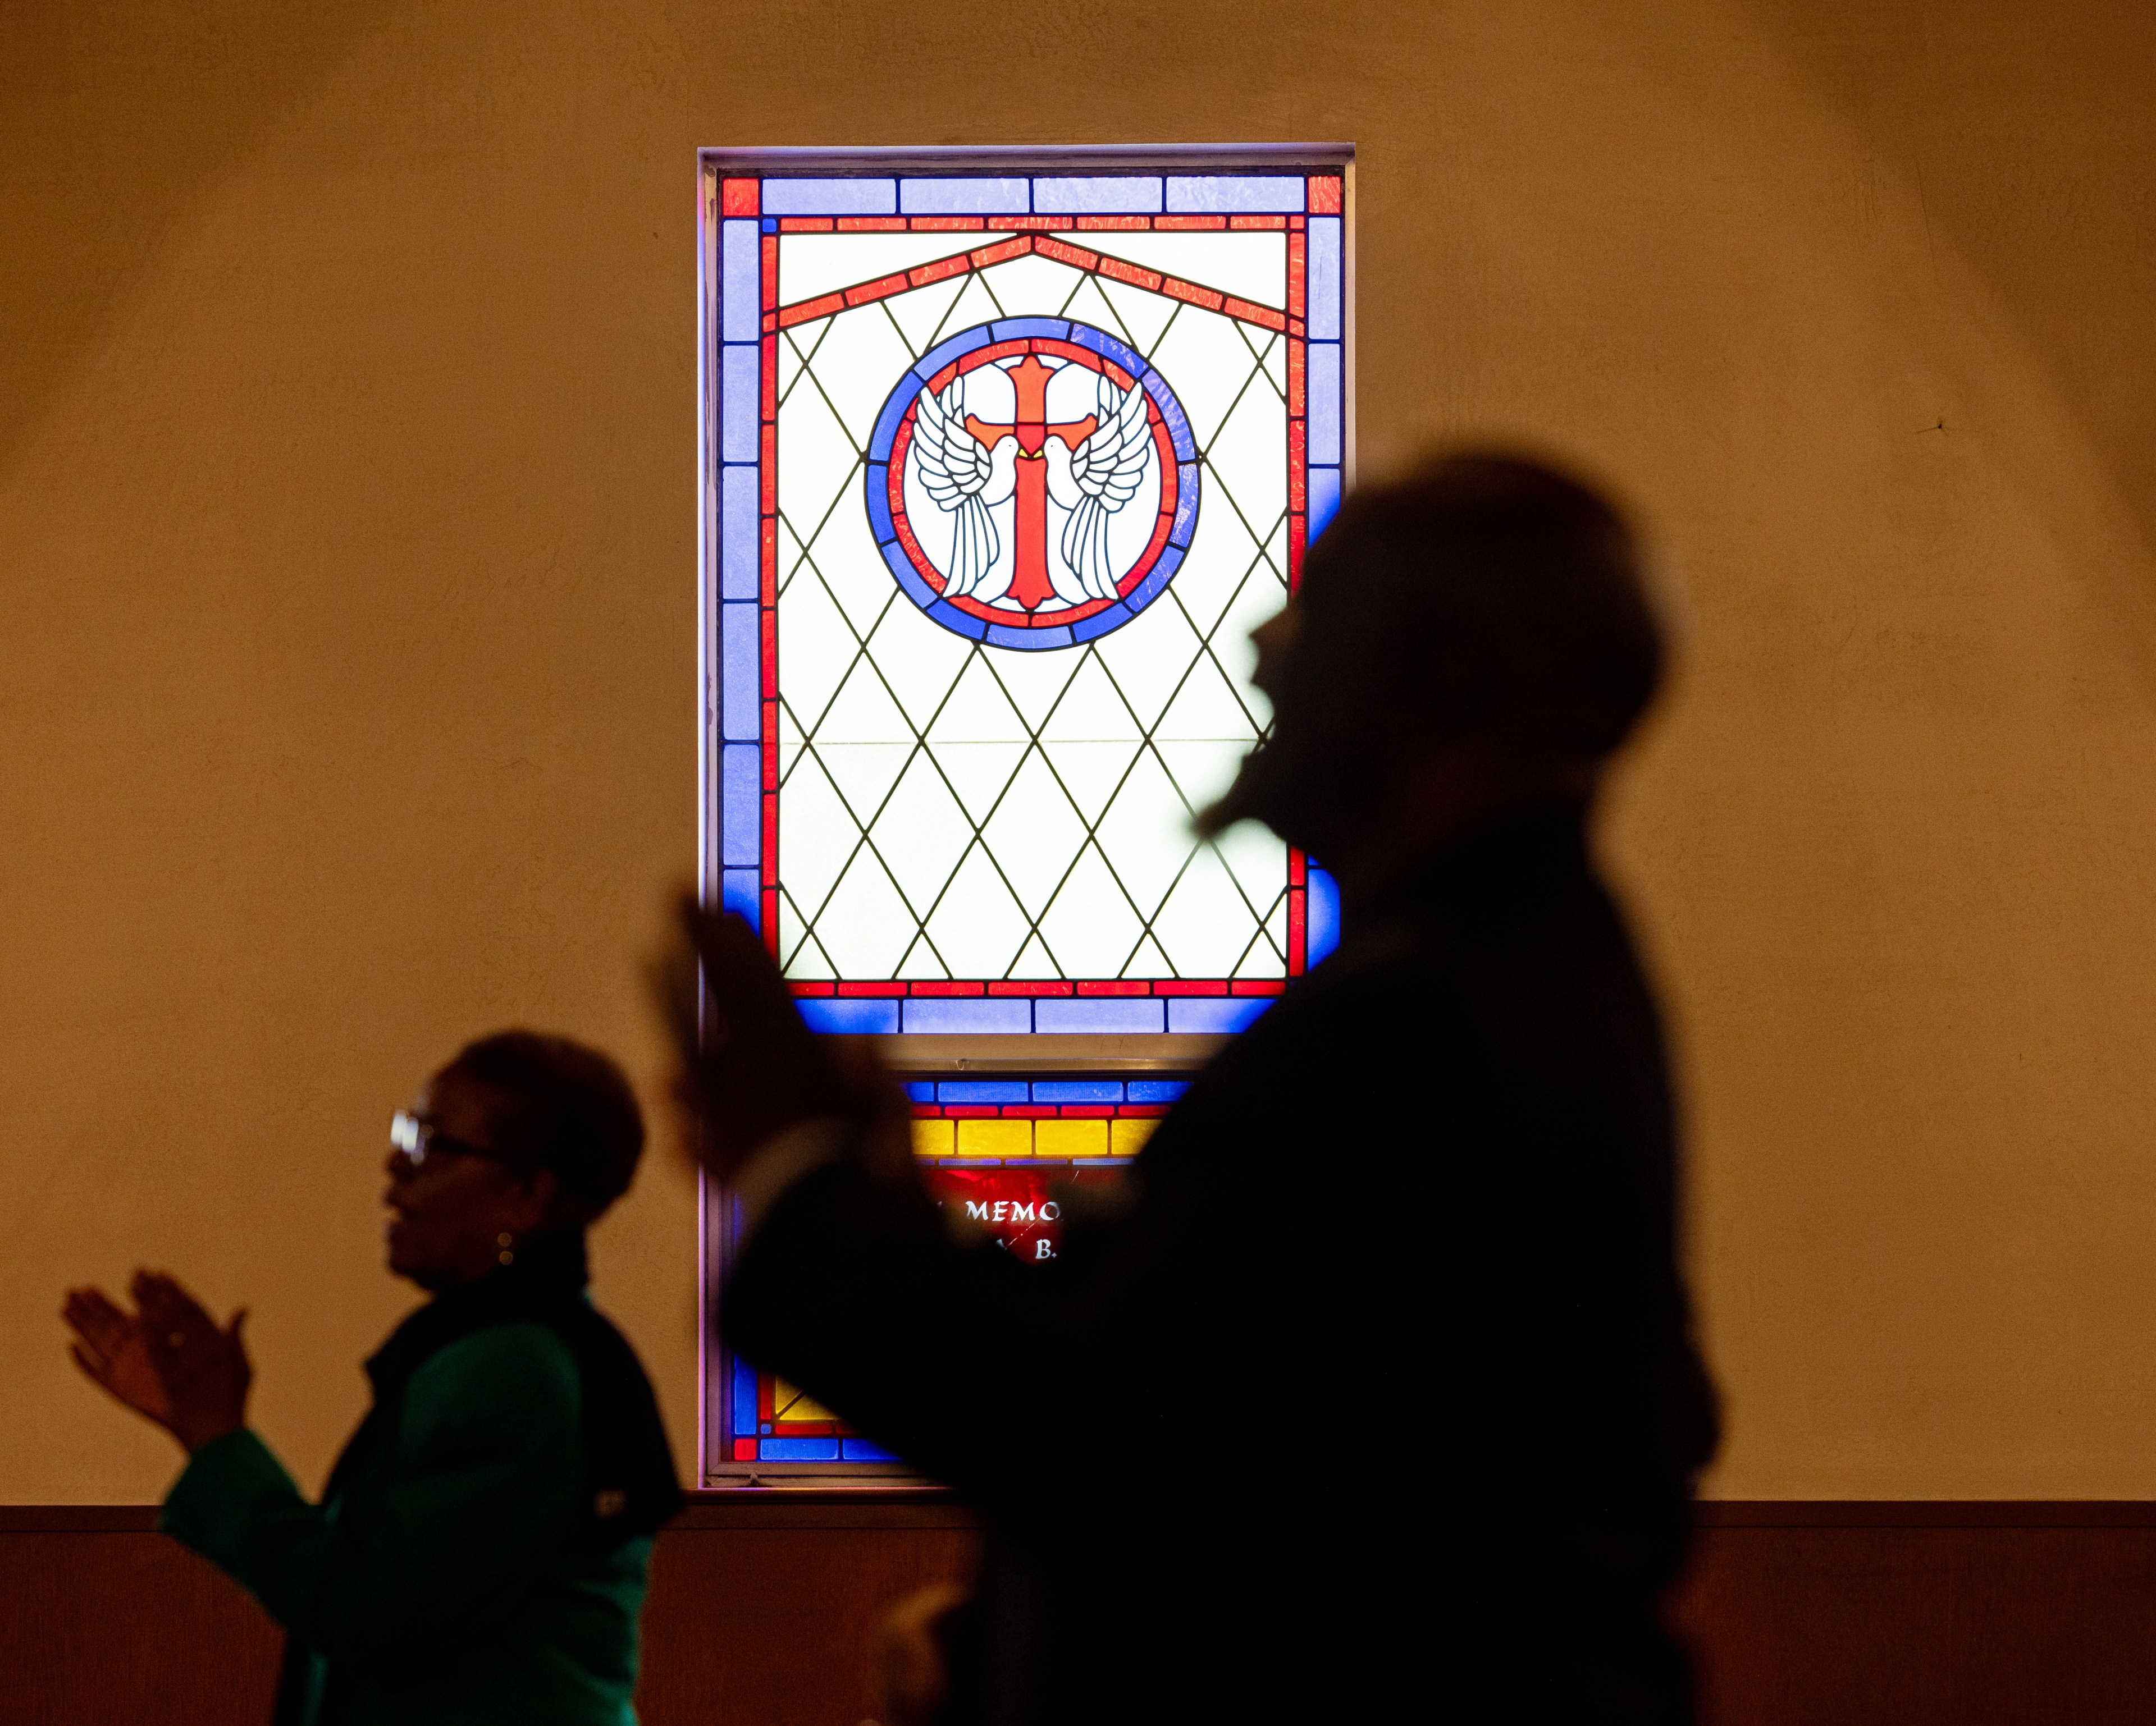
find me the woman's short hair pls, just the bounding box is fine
[440,1031,645,1214]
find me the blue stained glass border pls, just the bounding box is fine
[861,320,1204,653]
[701,151,1352,1124]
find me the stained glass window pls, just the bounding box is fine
[699,148,1352,1478]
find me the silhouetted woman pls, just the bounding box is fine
[63,1031,680,1725]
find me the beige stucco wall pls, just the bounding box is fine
[5,0,2156,1501]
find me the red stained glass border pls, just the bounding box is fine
[741,173,1341,999]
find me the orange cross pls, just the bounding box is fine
[960,355,1099,612]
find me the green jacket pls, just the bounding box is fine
[161,1321,652,1725]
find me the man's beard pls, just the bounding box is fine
[1194,722,1360,854]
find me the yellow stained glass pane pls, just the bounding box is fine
[910,1118,956,1159]
[773,1379,838,1423]
[955,1118,1034,1158]
[1034,1118,1109,1159]
[1109,1118,1157,1157]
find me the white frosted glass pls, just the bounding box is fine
[815,744,912,824]
[1163,505,1262,640]
[1008,933,1063,979]
[1123,932,1173,979]
[1095,277,1177,354]
[895,934,951,979]
[761,219,1313,983]
[805,499,898,640]
[980,749,1088,918]
[867,753,974,916]
[1094,749,1198,918]
[775,572,857,732]
[884,274,970,357]
[777,329,808,397]
[801,306,916,447]
[926,655,1026,744]
[775,382,858,540]
[1147,307,1262,449]
[777,895,826,975]
[923,843,1030,976]
[813,850,917,977]
[1038,739,1141,826]
[775,702,805,786]
[1153,739,1246,821]
[1214,817,1289,912]
[864,606,970,732]
[984,649,1084,734]
[1059,277,1136,350]
[1038,844,1144,976]
[775,511,807,580]
[975,254,1084,315]
[1212,548,1286,704]
[1156,649,1262,744]
[1152,844,1257,977]
[1205,372,1288,530]
[923,740,1026,828]
[810,662,912,809]
[777,754,858,923]
[937,273,1004,336]
[1040,654,1143,741]
[1069,231,1286,309]
[1094,602,1203,731]
[779,234,1011,307]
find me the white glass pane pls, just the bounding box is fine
[1094,748,1199,919]
[1095,277,1179,354]
[884,274,971,356]
[922,842,1030,976]
[811,850,916,977]
[864,605,970,733]
[980,748,1088,919]
[760,214,1311,984]
[776,754,858,924]
[775,380,858,540]
[800,305,916,447]
[1152,844,1259,977]
[775,573,858,734]
[1148,306,1266,450]
[1205,365,1288,532]
[779,233,1012,306]
[1038,843,1145,977]
[1068,230,1286,309]
[805,492,900,640]
[1094,602,1204,732]
[869,753,975,918]
[976,254,1085,316]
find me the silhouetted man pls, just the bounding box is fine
[664,452,1719,1725]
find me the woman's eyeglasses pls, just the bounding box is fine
[389,1111,507,1170]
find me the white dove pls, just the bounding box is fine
[911,379,1018,602]
[1047,372,1155,605]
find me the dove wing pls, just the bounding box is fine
[910,382,1000,599]
[1068,377,1154,507]
[1058,376,1156,603]
[912,382,992,505]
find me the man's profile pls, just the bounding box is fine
[663,451,1718,1725]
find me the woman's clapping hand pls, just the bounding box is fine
[62,1271,251,1452]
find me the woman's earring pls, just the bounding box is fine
[497,1232,515,1267]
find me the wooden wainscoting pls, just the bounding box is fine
[0,1496,979,1726]
[8,1500,2156,1724]
[1671,1502,2156,1724]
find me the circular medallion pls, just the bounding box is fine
[864,319,1200,651]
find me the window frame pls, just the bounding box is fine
[696,144,1355,1486]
